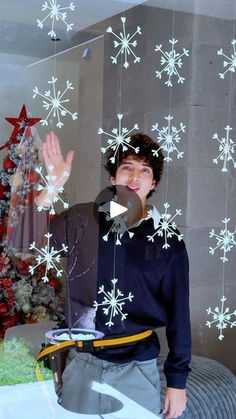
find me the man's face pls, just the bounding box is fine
[110,155,156,203]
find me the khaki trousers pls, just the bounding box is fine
[59,349,162,417]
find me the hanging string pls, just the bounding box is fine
[112,0,126,279]
[164,0,176,203]
[46,18,74,331]
[115,0,126,116]
[50,25,74,333]
[47,21,57,251]
[221,0,236,297]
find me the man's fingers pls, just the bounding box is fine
[42,141,52,167]
[165,411,177,419]
[53,133,61,154]
[44,132,59,157]
[42,134,74,184]
[163,387,187,418]
[51,132,62,156]
[165,407,185,418]
[44,133,54,160]
[163,395,170,414]
[65,150,74,169]
[48,132,58,157]
[163,396,177,418]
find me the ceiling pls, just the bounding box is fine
[145,0,236,21]
[0,0,234,64]
[0,0,147,63]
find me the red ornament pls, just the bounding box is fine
[0,105,41,151]
[0,214,8,237]
[3,158,16,171]
[0,183,9,199]
[49,277,61,291]
[37,264,46,274]
[16,259,31,276]
[27,171,39,183]
[0,221,7,237]
[0,277,15,312]
[1,312,22,330]
[0,278,12,288]
[0,186,4,199]
[0,302,9,315]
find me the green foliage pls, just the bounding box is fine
[0,338,52,385]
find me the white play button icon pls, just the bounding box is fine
[95,185,143,231]
[110,201,128,219]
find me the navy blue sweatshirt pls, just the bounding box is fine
[50,202,191,389]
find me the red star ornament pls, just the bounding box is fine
[0,105,41,151]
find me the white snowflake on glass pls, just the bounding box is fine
[93,278,134,327]
[217,39,236,79]
[33,77,78,128]
[106,16,142,69]
[155,38,189,87]
[206,296,236,340]
[35,165,69,215]
[99,202,134,246]
[212,125,236,172]
[103,221,134,245]
[151,115,185,162]
[37,0,75,39]
[209,218,236,262]
[98,114,139,163]
[29,232,68,282]
[147,203,183,249]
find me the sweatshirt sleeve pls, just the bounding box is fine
[50,210,68,250]
[162,240,192,389]
[49,204,85,253]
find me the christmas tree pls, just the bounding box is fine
[0,105,64,339]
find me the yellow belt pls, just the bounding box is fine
[37,329,153,363]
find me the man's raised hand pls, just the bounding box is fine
[42,132,74,190]
[35,132,74,208]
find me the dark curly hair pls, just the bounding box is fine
[104,132,164,198]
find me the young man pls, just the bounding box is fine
[37,132,191,418]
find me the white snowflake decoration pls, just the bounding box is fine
[37,0,75,39]
[29,232,68,283]
[209,218,236,263]
[33,77,78,128]
[212,125,236,172]
[147,203,183,249]
[35,165,69,215]
[155,38,189,87]
[107,16,142,69]
[206,296,236,340]
[217,39,236,79]
[98,114,139,163]
[93,278,134,327]
[103,221,134,245]
[151,115,185,162]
